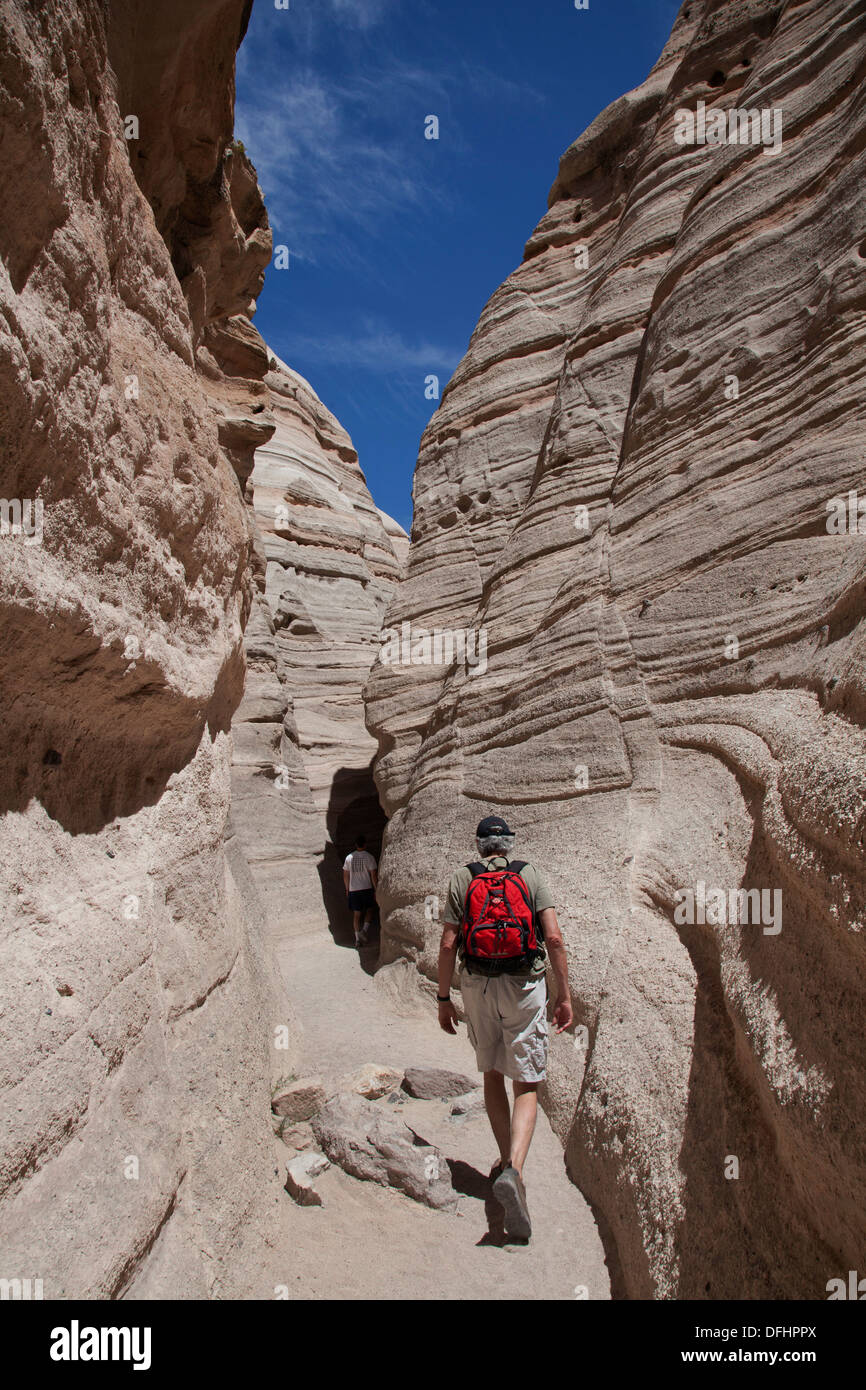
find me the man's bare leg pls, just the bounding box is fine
[352,909,362,943]
[510,1080,538,1178]
[483,1069,511,1167]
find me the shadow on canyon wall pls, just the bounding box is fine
[319,757,387,973]
[0,604,244,834]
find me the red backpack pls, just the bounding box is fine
[460,860,542,975]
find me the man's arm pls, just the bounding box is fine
[538,907,574,1033]
[342,865,350,895]
[436,923,460,1034]
[370,864,378,894]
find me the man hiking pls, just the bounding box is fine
[343,834,378,948]
[436,815,573,1240]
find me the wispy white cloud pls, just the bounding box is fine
[277,320,462,372]
[234,13,544,272]
[327,0,397,30]
[235,62,447,271]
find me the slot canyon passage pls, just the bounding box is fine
[1,0,865,1302]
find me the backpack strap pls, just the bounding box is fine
[504,861,544,943]
[461,863,488,926]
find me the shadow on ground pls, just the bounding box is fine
[445,1158,527,1248]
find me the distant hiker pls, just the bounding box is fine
[343,835,378,948]
[436,815,573,1241]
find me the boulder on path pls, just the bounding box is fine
[401,1066,477,1100]
[339,1063,404,1100]
[285,1151,330,1206]
[272,1076,326,1120]
[311,1094,457,1210]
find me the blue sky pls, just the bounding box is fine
[236,0,683,532]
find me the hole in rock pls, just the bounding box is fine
[708,70,726,87]
[755,8,782,39]
[43,748,62,766]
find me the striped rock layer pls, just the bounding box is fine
[366,0,866,1298]
[231,352,406,938]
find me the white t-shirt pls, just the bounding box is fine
[344,849,377,892]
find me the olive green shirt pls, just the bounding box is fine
[444,854,553,979]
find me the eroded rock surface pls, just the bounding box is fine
[0,0,293,1298]
[366,0,866,1298]
[231,353,406,936]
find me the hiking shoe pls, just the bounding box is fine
[492,1164,532,1240]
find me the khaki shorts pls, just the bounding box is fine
[459,968,549,1082]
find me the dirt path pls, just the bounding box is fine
[270,926,611,1301]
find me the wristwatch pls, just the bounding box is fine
[436,994,451,1003]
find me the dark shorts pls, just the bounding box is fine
[348,888,375,912]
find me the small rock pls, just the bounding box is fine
[303,1152,330,1178]
[272,1076,326,1121]
[285,1151,330,1206]
[340,1062,404,1100]
[401,1066,477,1100]
[280,1122,313,1150]
[450,1089,485,1117]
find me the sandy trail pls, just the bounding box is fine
[270,925,611,1301]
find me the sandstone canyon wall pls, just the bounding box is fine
[0,0,296,1297]
[366,0,866,1299]
[230,352,405,941]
